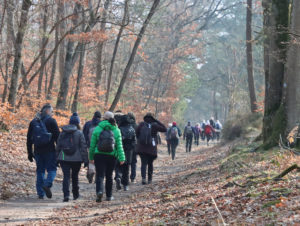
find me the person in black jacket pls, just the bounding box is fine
[167,122,182,160]
[118,114,136,190]
[56,113,88,202]
[128,112,138,183]
[82,111,101,147]
[27,104,60,199]
[136,113,167,185]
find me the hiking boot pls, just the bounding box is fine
[116,178,122,190]
[38,196,44,199]
[63,197,69,202]
[130,179,135,183]
[42,186,52,199]
[73,192,80,200]
[142,179,147,185]
[106,196,114,201]
[124,186,129,191]
[96,192,103,203]
[148,180,152,184]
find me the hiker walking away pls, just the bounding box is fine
[167,122,182,160]
[204,120,215,146]
[136,113,167,185]
[27,104,60,199]
[128,112,138,183]
[215,120,222,141]
[119,114,136,191]
[166,123,173,156]
[209,117,216,140]
[56,113,88,202]
[83,111,101,183]
[194,123,201,146]
[89,111,125,202]
[114,110,124,190]
[183,121,194,153]
[200,120,206,141]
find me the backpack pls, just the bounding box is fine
[59,131,76,156]
[88,125,97,145]
[138,123,152,146]
[215,123,220,130]
[97,129,115,153]
[185,126,193,136]
[170,127,179,139]
[120,126,136,150]
[205,125,212,135]
[31,117,52,147]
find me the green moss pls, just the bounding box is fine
[262,200,281,208]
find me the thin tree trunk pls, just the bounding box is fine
[105,0,129,104]
[246,0,257,113]
[109,0,161,111]
[58,0,65,84]
[95,0,110,91]
[37,1,48,98]
[7,0,31,109]
[2,54,9,103]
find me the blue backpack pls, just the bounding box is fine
[31,117,52,147]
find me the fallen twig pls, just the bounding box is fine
[211,196,227,226]
[273,164,300,181]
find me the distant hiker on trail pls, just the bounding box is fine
[83,111,101,183]
[215,120,222,141]
[183,121,194,153]
[89,111,125,202]
[114,110,124,190]
[209,117,216,140]
[200,120,206,141]
[204,120,215,146]
[136,113,167,185]
[118,114,136,191]
[166,123,173,156]
[128,112,138,183]
[194,123,201,146]
[167,122,182,160]
[27,104,60,199]
[56,113,88,202]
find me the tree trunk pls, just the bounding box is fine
[246,0,257,113]
[109,0,161,111]
[95,0,110,91]
[284,0,300,132]
[37,1,48,98]
[58,0,65,84]
[7,0,31,109]
[105,0,129,104]
[262,0,289,148]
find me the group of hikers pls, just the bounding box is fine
[166,118,222,160]
[27,104,166,202]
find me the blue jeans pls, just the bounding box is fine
[35,152,57,197]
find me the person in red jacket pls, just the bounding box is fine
[204,120,215,146]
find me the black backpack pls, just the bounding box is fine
[170,127,179,139]
[59,131,76,156]
[120,125,136,150]
[31,117,52,147]
[97,129,115,153]
[138,122,152,146]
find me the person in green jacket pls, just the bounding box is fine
[89,111,125,202]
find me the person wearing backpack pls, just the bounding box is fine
[83,111,101,183]
[89,111,125,202]
[118,114,136,191]
[128,112,138,183]
[27,104,60,199]
[194,123,201,146]
[167,122,182,160]
[136,113,167,185]
[215,120,222,141]
[56,113,88,202]
[166,123,173,156]
[204,120,215,146]
[200,120,206,141]
[183,121,194,153]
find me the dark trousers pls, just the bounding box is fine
[60,161,81,198]
[186,136,193,152]
[130,152,137,181]
[167,141,171,155]
[194,134,200,146]
[140,154,155,181]
[121,163,130,186]
[94,154,116,198]
[170,139,179,160]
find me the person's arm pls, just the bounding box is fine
[82,122,89,144]
[55,133,62,159]
[135,123,142,138]
[115,129,125,162]
[26,121,34,162]
[79,132,88,166]
[183,127,186,139]
[177,127,182,137]
[50,118,60,144]
[89,127,101,161]
[153,119,167,132]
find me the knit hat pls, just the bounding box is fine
[69,112,80,125]
[172,122,177,126]
[93,111,101,119]
[103,111,114,120]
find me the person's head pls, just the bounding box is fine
[207,120,210,125]
[103,111,116,126]
[41,103,53,117]
[144,113,155,123]
[172,122,177,127]
[93,111,101,120]
[168,123,172,127]
[187,121,191,126]
[69,112,80,129]
[196,123,200,127]
[203,120,206,123]
[217,120,220,124]
[210,117,214,121]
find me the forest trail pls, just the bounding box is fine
[0,141,221,225]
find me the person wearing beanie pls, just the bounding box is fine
[167,121,182,160]
[26,103,60,199]
[136,113,167,185]
[83,111,102,147]
[127,112,138,183]
[89,111,125,202]
[56,113,88,202]
[183,121,194,153]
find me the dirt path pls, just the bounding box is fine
[0,141,217,225]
